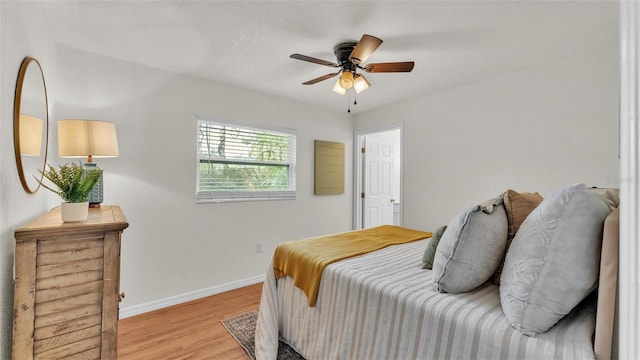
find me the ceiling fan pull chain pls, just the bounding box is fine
[354,88,358,106]
[347,91,351,113]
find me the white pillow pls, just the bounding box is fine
[432,195,508,293]
[500,183,611,336]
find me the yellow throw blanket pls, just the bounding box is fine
[273,225,432,307]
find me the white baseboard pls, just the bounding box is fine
[118,274,264,319]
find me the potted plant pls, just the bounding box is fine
[37,162,103,222]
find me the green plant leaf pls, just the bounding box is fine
[35,162,104,203]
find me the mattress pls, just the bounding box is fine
[255,238,596,360]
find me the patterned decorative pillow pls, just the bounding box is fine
[500,183,611,336]
[422,225,447,269]
[490,190,543,285]
[432,195,508,293]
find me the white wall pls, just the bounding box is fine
[0,2,60,358]
[355,46,620,232]
[52,46,354,313]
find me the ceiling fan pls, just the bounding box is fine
[290,34,415,97]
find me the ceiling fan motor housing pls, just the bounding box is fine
[334,41,358,72]
[333,42,358,89]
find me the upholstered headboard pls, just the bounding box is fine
[594,207,619,360]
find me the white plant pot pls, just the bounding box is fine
[61,202,89,223]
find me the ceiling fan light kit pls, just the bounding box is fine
[338,71,354,90]
[291,34,415,112]
[332,80,347,95]
[354,74,370,94]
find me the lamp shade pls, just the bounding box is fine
[19,114,43,156]
[354,75,370,94]
[332,79,347,95]
[58,119,119,158]
[339,71,354,90]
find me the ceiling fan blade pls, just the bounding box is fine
[364,61,415,73]
[302,71,340,85]
[349,34,383,65]
[290,53,339,67]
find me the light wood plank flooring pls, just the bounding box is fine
[118,283,262,360]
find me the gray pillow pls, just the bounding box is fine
[432,195,508,293]
[422,225,447,269]
[500,183,612,336]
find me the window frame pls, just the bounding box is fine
[196,117,296,203]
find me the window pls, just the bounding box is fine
[196,118,296,202]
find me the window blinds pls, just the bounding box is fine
[196,119,296,202]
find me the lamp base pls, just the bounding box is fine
[83,162,104,205]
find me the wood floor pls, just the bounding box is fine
[117,283,263,360]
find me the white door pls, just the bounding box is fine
[363,135,394,228]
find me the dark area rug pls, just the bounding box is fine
[221,310,304,360]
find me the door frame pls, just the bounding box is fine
[353,125,403,230]
[619,2,640,357]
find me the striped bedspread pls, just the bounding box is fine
[273,225,432,306]
[255,238,596,360]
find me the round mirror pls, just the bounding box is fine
[14,57,49,194]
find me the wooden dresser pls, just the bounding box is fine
[12,205,128,360]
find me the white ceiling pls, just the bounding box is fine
[38,0,618,114]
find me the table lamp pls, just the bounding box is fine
[58,119,119,207]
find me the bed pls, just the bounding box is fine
[255,185,619,360]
